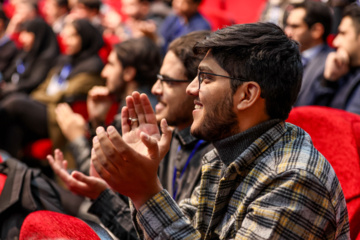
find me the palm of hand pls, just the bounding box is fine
[88,98,112,120]
[72,113,86,127]
[123,123,160,156]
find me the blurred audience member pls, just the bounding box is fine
[284,1,333,106]
[69,0,103,32]
[260,0,292,28]
[309,3,360,115]
[0,19,104,159]
[117,0,163,42]
[315,4,360,114]
[101,4,122,44]
[159,0,210,55]
[328,0,357,34]
[43,0,70,34]
[5,0,38,38]
[47,31,211,239]
[1,18,59,98]
[0,8,18,74]
[55,37,160,174]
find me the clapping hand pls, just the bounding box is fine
[47,149,108,200]
[91,92,173,209]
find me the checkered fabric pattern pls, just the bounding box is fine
[135,122,350,239]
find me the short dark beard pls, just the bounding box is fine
[191,94,239,141]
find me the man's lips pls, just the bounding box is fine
[194,100,203,110]
[155,101,166,112]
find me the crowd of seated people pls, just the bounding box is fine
[0,0,360,239]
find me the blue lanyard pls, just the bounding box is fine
[57,64,72,85]
[16,60,25,75]
[172,139,204,199]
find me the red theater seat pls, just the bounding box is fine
[19,210,101,240]
[287,106,360,239]
[199,0,233,30]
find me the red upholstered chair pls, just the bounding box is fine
[199,0,234,30]
[286,106,360,239]
[0,155,6,196]
[223,0,267,24]
[20,210,102,240]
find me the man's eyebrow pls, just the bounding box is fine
[287,24,300,28]
[160,74,172,79]
[198,66,213,72]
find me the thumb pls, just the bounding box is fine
[72,171,93,184]
[140,131,159,160]
[158,119,172,158]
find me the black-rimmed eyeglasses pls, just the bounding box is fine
[157,74,190,84]
[197,71,248,89]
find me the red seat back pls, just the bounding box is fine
[20,210,101,240]
[287,106,360,239]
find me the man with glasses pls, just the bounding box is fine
[152,30,213,203]
[48,31,212,239]
[91,22,349,239]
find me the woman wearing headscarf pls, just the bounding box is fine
[0,19,105,159]
[1,17,60,98]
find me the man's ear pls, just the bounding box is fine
[123,66,136,82]
[235,82,262,111]
[310,23,324,41]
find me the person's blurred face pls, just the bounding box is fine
[102,9,122,31]
[102,50,125,94]
[121,0,147,20]
[151,50,194,129]
[61,24,82,55]
[284,8,312,52]
[333,16,360,66]
[19,30,35,51]
[172,0,199,19]
[44,0,66,24]
[71,3,92,19]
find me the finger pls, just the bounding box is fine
[140,132,159,160]
[94,128,120,172]
[55,104,66,122]
[158,119,173,158]
[106,125,134,160]
[47,153,65,177]
[63,160,68,170]
[64,173,89,194]
[91,148,113,183]
[71,171,93,184]
[61,103,73,115]
[140,93,157,124]
[47,154,57,170]
[88,86,108,97]
[126,95,139,129]
[121,106,131,134]
[54,149,65,168]
[90,160,101,178]
[48,156,72,186]
[126,95,137,120]
[132,91,146,124]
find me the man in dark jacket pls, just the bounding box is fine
[310,3,360,114]
[284,1,333,106]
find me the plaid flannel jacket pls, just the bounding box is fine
[135,122,350,239]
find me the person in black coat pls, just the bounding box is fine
[1,17,60,98]
[0,9,18,76]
